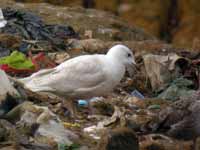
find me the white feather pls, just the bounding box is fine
[19,44,135,99]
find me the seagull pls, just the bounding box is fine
[19,44,136,117]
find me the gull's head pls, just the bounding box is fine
[106,44,136,76]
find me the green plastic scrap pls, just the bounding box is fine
[157,78,195,101]
[148,104,161,110]
[0,51,35,70]
[58,143,80,150]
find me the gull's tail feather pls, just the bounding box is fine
[18,76,33,84]
[23,85,55,92]
[19,68,56,83]
[18,68,56,92]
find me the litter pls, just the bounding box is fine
[78,100,88,107]
[0,8,7,28]
[131,90,145,99]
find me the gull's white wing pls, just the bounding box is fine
[22,55,108,96]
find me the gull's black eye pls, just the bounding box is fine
[127,53,131,57]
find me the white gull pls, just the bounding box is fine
[20,44,136,117]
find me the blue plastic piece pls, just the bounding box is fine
[78,100,88,106]
[131,90,145,99]
[89,97,102,102]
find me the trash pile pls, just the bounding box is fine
[0,3,200,150]
[1,8,78,51]
[0,7,79,77]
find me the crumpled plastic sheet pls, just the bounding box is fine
[0,7,79,51]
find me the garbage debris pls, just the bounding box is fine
[0,70,19,98]
[157,78,195,101]
[139,134,191,150]
[0,47,10,58]
[5,102,79,146]
[83,125,103,140]
[0,70,21,116]
[89,99,114,116]
[58,143,80,150]
[83,106,127,140]
[62,122,81,128]
[1,7,79,51]
[89,97,103,103]
[148,104,161,110]
[0,9,7,28]
[0,50,35,72]
[0,50,57,76]
[125,96,145,109]
[97,127,139,150]
[0,1,199,150]
[0,33,22,58]
[150,91,200,148]
[131,89,145,99]
[78,100,88,107]
[31,52,56,71]
[47,52,70,64]
[143,53,189,91]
